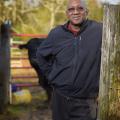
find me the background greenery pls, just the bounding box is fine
[0,0,103,36]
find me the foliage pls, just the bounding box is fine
[40,0,67,29]
[0,0,103,38]
[87,0,103,22]
[0,0,67,34]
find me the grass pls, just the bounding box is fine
[0,103,34,120]
[0,86,48,120]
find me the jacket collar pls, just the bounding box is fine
[62,19,89,36]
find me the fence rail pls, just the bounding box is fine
[11,57,28,60]
[11,76,37,79]
[11,41,38,87]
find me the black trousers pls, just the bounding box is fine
[51,89,98,120]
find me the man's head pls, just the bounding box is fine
[66,0,88,26]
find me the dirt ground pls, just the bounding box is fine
[0,86,52,120]
[18,86,52,120]
[18,103,52,120]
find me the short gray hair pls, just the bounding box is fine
[80,0,87,9]
[67,0,87,9]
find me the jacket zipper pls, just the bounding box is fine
[70,35,82,88]
[71,36,79,85]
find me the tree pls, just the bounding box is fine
[40,0,67,29]
[98,3,120,120]
[0,0,103,38]
[0,0,40,32]
[0,0,67,34]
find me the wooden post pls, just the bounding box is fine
[98,3,120,120]
[0,22,11,113]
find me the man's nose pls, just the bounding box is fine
[74,8,80,14]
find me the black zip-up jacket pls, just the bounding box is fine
[36,20,102,99]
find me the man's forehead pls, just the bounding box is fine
[67,0,86,8]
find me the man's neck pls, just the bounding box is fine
[69,22,80,32]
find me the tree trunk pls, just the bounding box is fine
[98,4,120,120]
[0,22,10,113]
[50,11,55,29]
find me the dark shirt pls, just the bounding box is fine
[36,20,102,99]
[68,23,79,36]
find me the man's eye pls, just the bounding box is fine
[67,6,85,13]
[68,8,75,12]
[78,7,84,11]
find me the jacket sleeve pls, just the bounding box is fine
[36,31,54,78]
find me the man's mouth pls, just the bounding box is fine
[72,16,81,20]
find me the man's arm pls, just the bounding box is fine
[36,31,54,78]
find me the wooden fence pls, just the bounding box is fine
[10,35,47,88]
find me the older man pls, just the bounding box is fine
[37,0,102,120]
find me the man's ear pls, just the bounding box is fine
[66,10,69,18]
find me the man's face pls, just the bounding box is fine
[66,0,88,26]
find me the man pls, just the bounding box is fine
[36,0,102,120]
